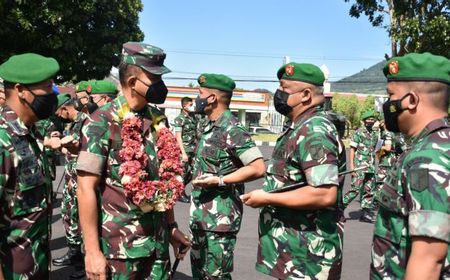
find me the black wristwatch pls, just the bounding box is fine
[168,222,178,231]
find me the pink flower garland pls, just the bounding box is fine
[118,114,184,212]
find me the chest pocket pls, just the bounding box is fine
[375,170,407,216]
[11,136,47,217]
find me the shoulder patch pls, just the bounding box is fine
[310,144,325,160]
[409,168,429,192]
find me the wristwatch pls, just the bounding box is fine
[218,175,226,187]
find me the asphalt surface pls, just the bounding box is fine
[51,145,374,279]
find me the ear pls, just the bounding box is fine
[127,76,137,89]
[300,88,312,103]
[15,84,25,99]
[405,92,419,110]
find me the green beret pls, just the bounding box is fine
[197,73,236,93]
[122,42,171,75]
[57,93,71,109]
[361,111,375,120]
[90,80,117,96]
[75,80,93,93]
[0,53,59,84]
[384,52,450,85]
[277,62,325,86]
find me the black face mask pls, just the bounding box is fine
[86,97,99,114]
[74,99,85,112]
[382,93,411,132]
[24,88,58,120]
[273,89,293,116]
[58,116,72,124]
[195,95,212,115]
[136,79,168,104]
[365,122,374,131]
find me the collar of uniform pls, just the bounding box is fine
[74,110,87,124]
[0,106,31,136]
[213,110,232,128]
[291,104,324,128]
[410,117,449,146]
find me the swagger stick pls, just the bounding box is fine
[169,243,189,279]
[267,166,368,194]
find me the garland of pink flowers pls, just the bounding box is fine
[118,113,184,212]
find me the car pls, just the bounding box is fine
[249,127,276,135]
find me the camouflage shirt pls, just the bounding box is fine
[0,107,52,277]
[76,95,169,259]
[371,118,450,279]
[189,110,262,232]
[256,105,346,280]
[65,111,89,185]
[350,125,379,173]
[173,111,197,154]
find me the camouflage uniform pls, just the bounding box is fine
[371,118,450,279]
[256,105,346,280]
[343,125,379,209]
[35,116,60,180]
[189,110,262,279]
[76,95,171,279]
[61,111,88,246]
[0,107,52,279]
[173,111,197,184]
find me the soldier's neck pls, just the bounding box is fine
[208,107,227,122]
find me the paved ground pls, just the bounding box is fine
[51,146,374,279]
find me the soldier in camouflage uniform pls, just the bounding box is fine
[242,62,346,280]
[50,94,90,279]
[343,110,379,222]
[0,53,59,279]
[371,52,449,279]
[90,80,119,108]
[173,96,197,203]
[76,42,189,280]
[189,73,265,279]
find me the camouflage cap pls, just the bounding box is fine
[197,73,236,93]
[277,62,325,86]
[384,52,450,85]
[75,80,93,94]
[121,42,171,75]
[0,53,59,84]
[90,80,118,96]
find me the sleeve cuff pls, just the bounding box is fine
[305,164,339,187]
[76,151,106,176]
[239,146,263,166]
[173,127,182,132]
[350,141,358,148]
[409,210,450,242]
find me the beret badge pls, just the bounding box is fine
[285,65,295,76]
[389,61,399,75]
[199,75,207,84]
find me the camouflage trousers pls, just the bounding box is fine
[343,171,375,209]
[182,152,195,185]
[107,256,170,280]
[61,180,82,246]
[190,230,237,280]
[0,211,50,280]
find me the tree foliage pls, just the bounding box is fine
[0,0,144,82]
[332,94,362,128]
[344,0,449,57]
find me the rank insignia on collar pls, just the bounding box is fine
[285,65,295,76]
[389,61,399,75]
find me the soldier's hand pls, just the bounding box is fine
[181,153,189,163]
[169,228,191,260]
[85,250,108,280]
[240,190,270,208]
[192,174,218,188]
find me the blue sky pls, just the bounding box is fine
[139,1,391,91]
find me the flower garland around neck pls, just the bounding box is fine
[118,111,184,212]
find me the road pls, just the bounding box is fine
[51,146,374,279]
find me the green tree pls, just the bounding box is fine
[0,0,144,82]
[332,94,361,128]
[361,95,376,116]
[344,0,449,57]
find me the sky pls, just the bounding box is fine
[138,0,391,92]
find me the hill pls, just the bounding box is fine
[331,61,387,94]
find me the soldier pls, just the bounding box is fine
[173,96,197,203]
[0,53,59,279]
[242,62,346,280]
[75,80,98,114]
[371,52,449,279]
[343,110,379,223]
[90,80,118,107]
[190,73,265,279]
[51,94,89,279]
[76,42,190,280]
[375,118,395,186]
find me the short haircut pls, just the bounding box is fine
[181,97,192,107]
[118,62,143,87]
[408,81,449,112]
[216,89,232,107]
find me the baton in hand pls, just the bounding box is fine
[170,243,189,278]
[267,166,368,194]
